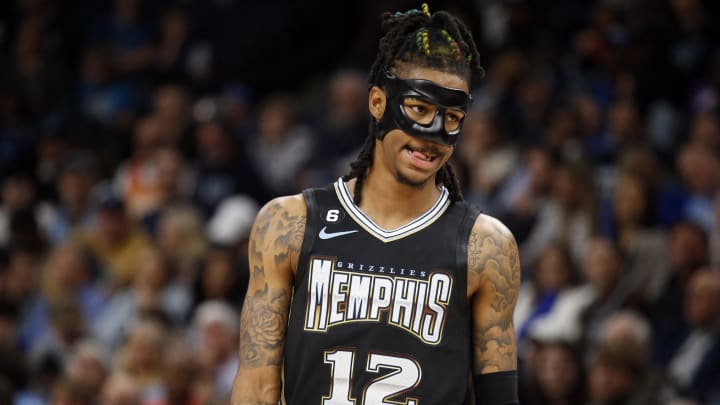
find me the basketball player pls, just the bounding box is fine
[231,4,520,405]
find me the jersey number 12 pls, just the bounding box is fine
[323,349,422,405]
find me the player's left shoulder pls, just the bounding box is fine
[466,213,521,292]
[470,213,517,244]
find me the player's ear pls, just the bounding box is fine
[368,86,386,120]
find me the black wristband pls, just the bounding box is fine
[473,370,520,405]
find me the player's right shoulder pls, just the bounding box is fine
[254,193,307,226]
[251,194,308,272]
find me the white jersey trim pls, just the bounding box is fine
[333,178,451,243]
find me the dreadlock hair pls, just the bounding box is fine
[342,4,484,204]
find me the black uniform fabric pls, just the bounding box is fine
[283,179,479,405]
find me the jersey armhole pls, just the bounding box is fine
[295,188,318,284]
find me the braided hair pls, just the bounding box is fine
[343,4,484,204]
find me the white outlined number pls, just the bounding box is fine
[323,350,356,405]
[326,209,341,223]
[323,350,422,405]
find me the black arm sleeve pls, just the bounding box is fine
[473,370,520,405]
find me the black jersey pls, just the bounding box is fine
[283,179,479,405]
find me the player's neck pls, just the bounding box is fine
[349,167,442,230]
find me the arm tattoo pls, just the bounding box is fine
[469,219,521,373]
[238,283,290,367]
[237,199,304,369]
[273,210,306,266]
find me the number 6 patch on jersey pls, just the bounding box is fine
[323,208,345,224]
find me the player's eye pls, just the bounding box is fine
[411,105,426,114]
[444,111,465,132]
[402,98,437,125]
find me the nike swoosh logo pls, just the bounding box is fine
[318,226,358,240]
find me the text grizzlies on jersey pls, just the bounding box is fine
[304,257,453,345]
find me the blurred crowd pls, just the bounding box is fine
[1,0,720,404]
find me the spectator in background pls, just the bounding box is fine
[216,84,254,136]
[192,300,238,401]
[63,339,110,401]
[114,115,170,220]
[471,50,526,113]
[191,119,266,217]
[688,111,720,152]
[516,74,554,146]
[0,173,37,247]
[192,249,245,315]
[74,191,150,289]
[0,297,20,349]
[28,295,85,379]
[520,162,595,266]
[603,102,644,160]
[115,319,166,402]
[651,221,709,364]
[37,152,99,246]
[0,244,42,324]
[596,310,663,405]
[515,243,577,352]
[575,94,604,158]
[461,109,519,214]
[48,378,93,405]
[14,351,63,405]
[202,194,258,311]
[667,0,712,82]
[34,121,70,201]
[586,342,653,405]
[530,237,626,348]
[2,12,71,118]
[89,0,155,74]
[613,146,685,230]
[94,247,190,349]
[140,147,195,234]
[100,372,141,405]
[0,85,37,177]
[597,310,652,366]
[676,144,720,233]
[21,244,105,356]
[78,45,137,132]
[0,298,26,401]
[499,145,556,245]
[666,268,720,403]
[308,69,369,181]
[151,85,193,154]
[154,6,213,88]
[543,106,582,163]
[155,204,207,283]
[599,171,669,306]
[156,341,210,405]
[520,340,586,405]
[247,94,314,196]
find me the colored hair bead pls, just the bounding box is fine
[440,29,462,61]
[421,3,431,17]
[422,30,430,55]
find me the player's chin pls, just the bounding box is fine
[395,168,437,189]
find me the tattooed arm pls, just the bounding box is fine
[467,214,521,374]
[231,195,306,405]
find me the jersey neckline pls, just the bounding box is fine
[333,178,451,243]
